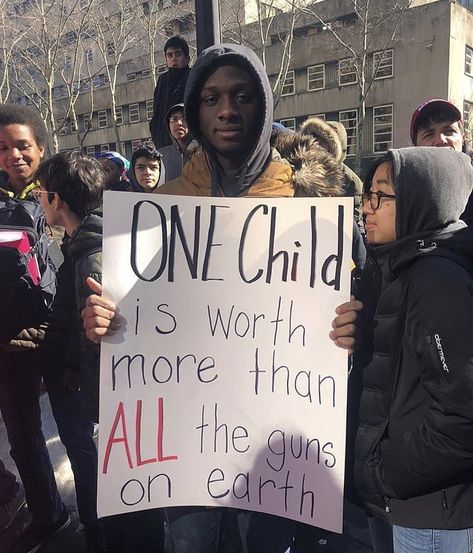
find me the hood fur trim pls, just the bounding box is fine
[271,131,344,197]
[299,117,344,163]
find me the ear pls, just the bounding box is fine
[52,192,65,211]
[39,145,45,159]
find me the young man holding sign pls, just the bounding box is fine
[82,44,363,552]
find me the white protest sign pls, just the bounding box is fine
[98,191,353,533]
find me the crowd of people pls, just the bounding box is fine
[0,34,472,553]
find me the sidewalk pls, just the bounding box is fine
[0,392,373,553]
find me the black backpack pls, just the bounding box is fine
[0,197,57,339]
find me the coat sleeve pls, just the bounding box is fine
[149,73,166,144]
[379,258,473,499]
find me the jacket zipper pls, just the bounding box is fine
[441,489,448,510]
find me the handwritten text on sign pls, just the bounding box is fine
[98,192,353,533]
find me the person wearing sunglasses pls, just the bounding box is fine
[349,147,473,553]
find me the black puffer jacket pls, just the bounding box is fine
[352,147,473,529]
[64,213,102,422]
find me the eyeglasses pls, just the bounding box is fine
[169,115,186,124]
[362,190,395,211]
[31,188,54,200]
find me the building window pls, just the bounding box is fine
[339,109,358,155]
[466,46,473,77]
[115,106,123,125]
[307,64,325,91]
[373,49,394,80]
[86,145,95,156]
[464,100,473,129]
[142,69,151,78]
[146,100,154,121]
[64,55,72,70]
[373,104,393,153]
[312,113,325,120]
[64,31,76,45]
[70,118,77,133]
[157,64,166,75]
[106,41,114,56]
[86,49,93,64]
[131,139,143,151]
[339,58,357,86]
[92,75,101,89]
[281,70,295,96]
[83,113,92,131]
[98,110,108,128]
[127,73,136,81]
[100,144,110,153]
[58,118,67,136]
[279,118,296,131]
[129,103,140,123]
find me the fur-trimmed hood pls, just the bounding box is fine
[299,116,345,163]
[271,130,344,197]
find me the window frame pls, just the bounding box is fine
[281,70,295,96]
[115,106,123,125]
[466,45,473,77]
[83,113,93,131]
[373,49,394,80]
[58,118,67,136]
[373,104,393,154]
[129,103,140,123]
[279,117,296,131]
[98,109,108,129]
[339,109,358,156]
[146,99,154,121]
[131,139,143,151]
[339,58,357,86]
[307,64,325,91]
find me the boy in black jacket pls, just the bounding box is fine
[36,151,164,553]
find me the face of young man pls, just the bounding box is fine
[169,111,189,144]
[134,156,160,191]
[0,124,45,191]
[416,119,464,151]
[165,47,189,70]
[198,65,260,173]
[362,161,397,245]
[36,187,59,226]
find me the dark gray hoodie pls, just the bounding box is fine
[183,43,273,197]
[389,147,473,241]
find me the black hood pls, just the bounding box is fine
[369,148,473,278]
[66,213,102,261]
[388,147,473,240]
[184,43,273,196]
